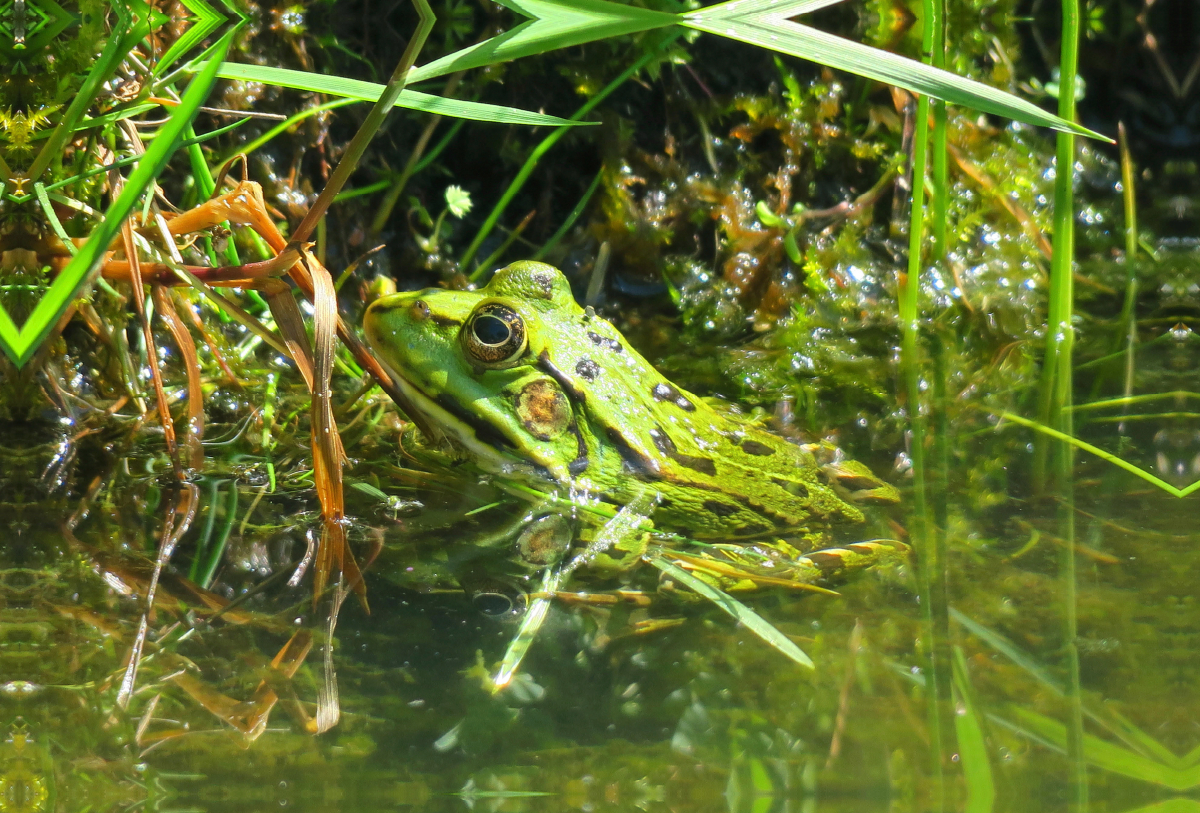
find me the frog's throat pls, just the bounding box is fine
[374,356,521,474]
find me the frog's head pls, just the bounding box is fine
[363,262,593,479]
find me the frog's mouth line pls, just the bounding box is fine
[371,354,519,474]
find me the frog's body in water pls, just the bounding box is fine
[363,261,898,541]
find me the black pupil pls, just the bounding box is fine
[473,314,510,345]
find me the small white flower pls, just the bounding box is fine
[445,185,472,218]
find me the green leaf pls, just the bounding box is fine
[645,551,815,669]
[410,0,679,82]
[682,2,1106,139]
[213,63,592,126]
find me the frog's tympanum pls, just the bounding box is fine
[364,261,898,548]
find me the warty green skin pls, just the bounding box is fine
[363,261,897,540]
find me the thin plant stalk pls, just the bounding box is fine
[928,0,947,260]
[901,86,947,809]
[533,167,603,261]
[461,30,680,276]
[1117,122,1138,436]
[900,0,953,800]
[1042,0,1086,806]
[924,0,955,788]
[288,0,436,247]
[368,72,465,240]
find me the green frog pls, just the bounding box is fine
[363,261,899,566]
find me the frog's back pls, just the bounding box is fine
[485,263,895,538]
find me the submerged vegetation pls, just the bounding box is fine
[0,0,1196,810]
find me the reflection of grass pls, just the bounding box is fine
[954,609,1200,795]
[953,646,995,813]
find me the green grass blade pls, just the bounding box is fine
[1009,708,1200,790]
[645,551,814,670]
[42,121,248,193]
[999,412,1200,497]
[6,30,236,366]
[681,14,1105,138]
[493,567,561,690]
[950,609,1062,692]
[952,647,996,813]
[462,30,678,273]
[533,167,603,261]
[411,0,679,82]
[34,183,78,256]
[73,103,161,132]
[952,608,1183,766]
[215,99,358,173]
[213,64,590,126]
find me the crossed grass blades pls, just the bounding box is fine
[0,0,1109,724]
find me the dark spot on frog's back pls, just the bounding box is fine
[771,476,808,498]
[568,422,589,476]
[608,430,663,480]
[587,331,623,353]
[575,358,600,381]
[649,426,717,476]
[651,382,696,412]
[536,350,586,402]
[530,270,557,298]
[702,500,739,518]
[741,439,775,456]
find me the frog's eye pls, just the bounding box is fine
[463,303,527,366]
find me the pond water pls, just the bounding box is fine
[1,0,1197,812]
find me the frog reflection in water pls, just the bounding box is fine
[363,261,899,568]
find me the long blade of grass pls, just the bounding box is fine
[213,64,587,126]
[214,98,358,175]
[999,412,1200,497]
[288,0,436,246]
[462,30,679,273]
[493,567,562,691]
[951,608,1182,766]
[681,11,1103,138]
[5,29,235,366]
[411,0,678,81]
[645,551,814,669]
[952,647,996,813]
[1009,708,1200,791]
[532,167,603,261]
